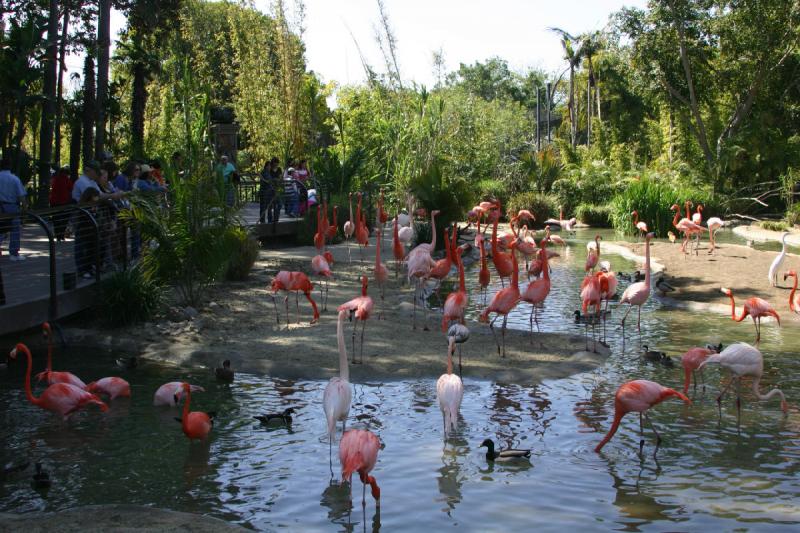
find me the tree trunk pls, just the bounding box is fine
[569,64,576,148]
[37,0,59,207]
[69,116,81,181]
[82,54,95,166]
[54,4,69,166]
[130,60,148,159]
[586,77,591,146]
[94,0,110,158]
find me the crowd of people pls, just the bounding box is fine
[258,157,315,224]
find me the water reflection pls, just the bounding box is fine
[437,436,468,514]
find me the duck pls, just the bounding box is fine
[115,356,138,370]
[617,272,632,282]
[215,360,234,383]
[705,342,723,353]
[642,344,675,367]
[479,439,531,463]
[655,276,676,296]
[32,463,51,490]
[254,407,294,426]
[668,231,677,244]
[1,461,29,482]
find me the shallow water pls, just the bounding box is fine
[2,229,800,531]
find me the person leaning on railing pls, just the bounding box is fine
[49,166,73,242]
[0,157,27,261]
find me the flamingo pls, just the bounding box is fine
[521,237,551,341]
[320,200,331,242]
[270,271,320,327]
[339,429,381,507]
[9,344,107,420]
[153,382,204,407]
[442,245,467,332]
[580,273,602,352]
[690,204,704,249]
[594,379,690,453]
[706,216,724,253]
[478,234,490,305]
[407,210,439,330]
[177,382,213,441]
[324,310,353,446]
[544,205,576,231]
[373,225,388,319]
[314,205,325,252]
[36,322,86,389]
[681,346,716,394]
[785,270,800,313]
[311,254,333,312]
[86,377,131,401]
[338,276,374,364]
[437,336,464,436]
[428,227,454,304]
[513,225,538,272]
[392,217,405,278]
[619,232,654,333]
[447,323,470,375]
[768,232,789,287]
[490,209,514,287]
[326,206,338,244]
[671,202,706,254]
[699,342,788,423]
[631,211,648,239]
[343,193,355,263]
[354,193,370,260]
[585,235,601,272]
[595,262,618,343]
[479,242,521,357]
[720,287,780,344]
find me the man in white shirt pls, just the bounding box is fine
[0,157,26,261]
[72,161,102,203]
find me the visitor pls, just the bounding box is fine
[72,160,102,203]
[259,157,283,224]
[76,187,101,279]
[136,164,167,195]
[113,161,140,261]
[150,160,165,186]
[283,167,299,217]
[97,168,122,270]
[49,165,73,242]
[295,159,311,216]
[217,155,237,207]
[0,157,26,261]
[113,161,139,193]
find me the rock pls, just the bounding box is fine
[183,306,199,319]
[193,317,206,331]
[167,307,185,322]
[208,301,220,309]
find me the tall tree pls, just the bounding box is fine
[37,0,59,206]
[53,1,71,166]
[549,27,582,148]
[82,53,95,164]
[94,0,111,157]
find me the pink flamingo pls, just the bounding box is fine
[437,336,464,435]
[311,254,333,312]
[355,193,370,260]
[314,205,325,253]
[442,245,467,332]
[35,322,87,389]
[324,310,352,446]
[153,382,204,407]
[580,273,602,352]
[706,215,724,253]
[594,379,690,453]
[339,429,381,507]
[428,226,456,304]
[479,242,521,357]
[671,202,706,254]
[681,346,716,394]
[699,342,788,423]
[631,210,648,239]
[407,209,439,330]
[343,193,355,263]
[373,225,389,319]
[785,270,800,313]
[490,209,514,287]
[86,377,131,401]
[9,343,107,420]
[270,271,320,327]
[338,276,374,364]
[326,205,338,244]
[585,235,601,272]
[178,382,213,441]
[478,234,490,304]
[720,287,780,344]
[521,237,551,341]
[619,232,654,333]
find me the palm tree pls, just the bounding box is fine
[580,31,604,146]
[549,27,582,148]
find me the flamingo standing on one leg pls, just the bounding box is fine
[698,342,788,424]
[521,237,551,342]
[9,344,108,420]
[324,310,352,448]
[681,346,716,394]
[153,382,204,407]
[479,242,521,357]
[720,287,780,344]
[620,232,654,334]
[339,429,381,508]
[311,254,333,312]
[338,276,374,364]
[594,379,690,454]
[768,232,789,287]
[437,336,464,437]
[36,322,87,389]
[177,382,213,441]
[343,193,355,263]
[784,270,800,313]
[442,245,467,332]
[631,211,648,240]
[86,377,131,401]
[373,225,388,319]
[270,271,320,328]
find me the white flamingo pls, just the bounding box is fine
[343,193,355,263]
[768,232,789,287]
[437,336,464,436]
[323,310,352,449]
[706,216,724,253]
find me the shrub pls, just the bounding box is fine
[575,203,612,226]
[506,192,557,226]
[786,203,800,226]
[225,226,260,280]
[100,266,163,326]
[760,220,789,232]
[475,178,508,207]
[412,220,432,249]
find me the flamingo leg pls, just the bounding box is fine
[639,412,645,450]
[271,294,280,325]
[489,315,501,357]
[529,307,534,344]
[584,317,589,351]
[295,291,300,316]
[644,412,662,452]
[423,281,430,331]
[325,280,330,312]
[716,378,735,417]
[351,318,359,364]
[347,241,352,264]
[359,319,366,364]
[380,283,385,320]
[284,296,290,329]
[735,377,742,427]
[412,279,418,330]
[637,305,642,332]
[501,314,508,358]
[621,304,632,332]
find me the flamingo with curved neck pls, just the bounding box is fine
[36,322,87,389]
[179,382,213,440]
[720,287,780,344]
[785,270,800,313]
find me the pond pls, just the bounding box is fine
[2,228,799,531]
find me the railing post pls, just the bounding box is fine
[23,210,58,320]
[75,206,101,283]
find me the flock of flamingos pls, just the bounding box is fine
[5,194,796,508]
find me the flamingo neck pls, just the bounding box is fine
[594,409,623,452]
[542,242,550,281]
[595,237,601,259]
[685,202,691,220]
[726,292,747,322]
[337,310,349,382]
[375,226,382,266]
[429,211,437,250]
[672,209,681,228]
[644,237,651,289]
[447,337,455,375]
[182,385,191,432]
[393,219,399,242]
[682,366,692,395]
[443,233,451,263]
[19,346,40,407]
[752,376,785,404]
[790,275,798,312]
[633,212,639,226]
[458,253,465,292]
[491,217,499,254]
[511,249,519,289]
[349,197,354,223]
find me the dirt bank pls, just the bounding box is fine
[733,224,800,246]
[57,231,609,385]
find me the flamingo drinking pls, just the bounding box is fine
[339,429,381,507]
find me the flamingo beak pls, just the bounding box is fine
[9,348,17,360]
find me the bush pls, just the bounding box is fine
[760,220,789,232]
[575,203,612,226]
[786,203,800,226]
[225,227,259,280]
[506,192,557,226]
[100,266,163,326]
[412,220,432,249]
[475,178,508,207]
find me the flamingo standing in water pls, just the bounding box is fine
[354,193,370,260]
[9,344,107,420]
[768,232,789,287]
[338,276,374,364]
[392,217,405,278]
[580,273,602,352]
[681,346,716,394]
[437,336,464,436]
[521,237,551,341]
[631,211,648,239]
[314,205,325,252]
[177,382,213,441]
[36,322,86,389]
[86,377,131,401]
[585,235,601,272]
[270,271,320,327]
[479,242,521,357]
[442,245,467,332]
[153,382,204,407]
[407,210,439,330]
[784,270,800,313]
[478,234,491,305]
[311,254,333,312]
[595,379,690,453]
[619,232,654,334]
[339,429,381,507]
[343,193,355,263]
[720,287,780,344]
[699,342,788,423]
[428,226,455,304]
[490,209,514,287]
[324,310,352,447]
[373,225,389,319]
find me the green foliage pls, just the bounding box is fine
[475,179,508,206]
[409,159,470,249]
[552,160,621,215]
[100,266,163,326]
[575,203,612,226]
[411,220,432,249]
[506,192,558,225]
[225,226,260,281]
[760,220,789,232]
